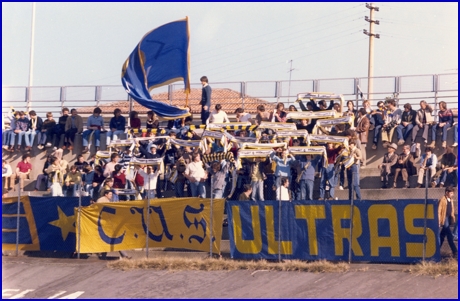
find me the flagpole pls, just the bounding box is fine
[27,2,36,112]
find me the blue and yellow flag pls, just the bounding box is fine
[2,196,91,251]
[122,18,191,120]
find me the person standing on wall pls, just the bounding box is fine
[200,76,211,125]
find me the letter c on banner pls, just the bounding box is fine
[98,206,125,245]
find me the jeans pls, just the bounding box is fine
[432,122,452,142]
[396,123,414,141]
[13,131,26,147]
[300,179,314,200]
[438,170,456,186]
[190,181,206,198]
[251,180,264,201]
[175,181,185,197]
[439,217,457,254]
[347,164,361,201]
[320,164,336,199]
[37,131,47,145]
[24,130,39,147]
[454,124,458,144]
[290,178,301,201]
[35,174,49,191]
[63,183,78,197]
[373,125,382,144]
[143,189,156,199]
[106,130,125,145]
[264,174,276,201]
[4,130,15,146]
[83,129,101,147]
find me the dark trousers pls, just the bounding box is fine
[201,109,210,125]
[65,128,78,145]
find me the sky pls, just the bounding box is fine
[2,2,458,88]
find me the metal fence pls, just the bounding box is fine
[2,73,457,118]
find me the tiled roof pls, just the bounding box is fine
[77,88,275,115]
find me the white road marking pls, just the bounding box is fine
[10,289,35,299]
[48,291,67,299]
[2,289,20,298]
[58,291,85,299]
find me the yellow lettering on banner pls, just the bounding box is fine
[294,205,325,256]
[331,205,363,256]
[404,204,436,258]
[368,205,400,257]
[232,206,262,254]
[265,206,292,255]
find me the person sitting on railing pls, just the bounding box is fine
[129,111,141,137]
[429,101,454,149]
[12,111,29,152]
[416,146,438,188]
[269,103,287,123]
[235,107,253,124]
[106,108,126,145]
[23,110,43,152]
[82,107,105,153]
[395,103,417,146]
[370,101,385,150]
[452,123,458,148]
[63,108,83,151]
[12,153,32,192]
[393,144,416,188]
[39,112,56,149]
[63,164,82,197]
[435,147,457,188]
[381,99,402,148]
[49,108,69,150]
[4,111,20,152]
[2,159,13,195]
[206,104,229,124]
[34,155,52,191]
[411,100,434,146]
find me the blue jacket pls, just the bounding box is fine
[201,85,212,109]
[270,153,296,177]
[109,116,126,131]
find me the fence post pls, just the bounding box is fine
[146,180,150,258]
[278,181,282,262]
[210,175,214,258]
[77,184,82,259]
[15,182,21,257]
[422,166,429,261]
[348,170,355,264]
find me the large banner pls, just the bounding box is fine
[2,196,91,251]
[77,198,225,254]
[227,200,440,263]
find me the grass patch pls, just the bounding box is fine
[107,257,349,273]
[405,258,458,277]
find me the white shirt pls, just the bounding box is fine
[238,113,252,123]
[2,164,12,177]
[185,161,206,182]
[207,110,229,124]
[275,186,290,201]
[138,169,161,190]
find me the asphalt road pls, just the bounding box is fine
[2,256,458,299]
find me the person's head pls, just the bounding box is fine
[150,144,157,152]
[93,107,102,116]
[192,153,201,162]
[29,110,36,118]
[46,112,53,120]
[169,131,177,138]
[438,101,447,110]
[281,177,289,187]
[147,110,154,119]
[347,100,354,111]
[105,177,114,187]
[22,154,31,163]
[334,103,341,112]
[110,153,119,163]
[77,155,85,163]
[19,111,25,118]
[215,104,222,111]
[211,161,221,173]
[95,165,103,174]
[288,105,297,112]
[103,190,113,199]
[318,100,327,109]
[388,143,397,153]
[385,99,396,109]
[327,142,334,149]
[445,186,455,198]
[305,154,312,161]
[257,105,265,113]
[71,108,77,116]
[363,100,371,109]
[114,108,121,117]
[13,111,20,119]
[425,147,433,155]
[200,76,208,86]
[146,165,153,174]
[129,111,138,119]
[419,100,427,109]
[240,130,248,137]
[292,139,300,146]
[377,101,385,110]
[358,108,367,117]
[70,165,78,173]
[349,139,357,148]
[306,103,314,111]
[403,103,412,112]
[403,144,410,153]
[235,108,244,116]
[84,165,92,173]
[243,184,252,194]
[62,107,69,115]
[114,164,122,174]
[276,103,285,111]
[300,119,308,125]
